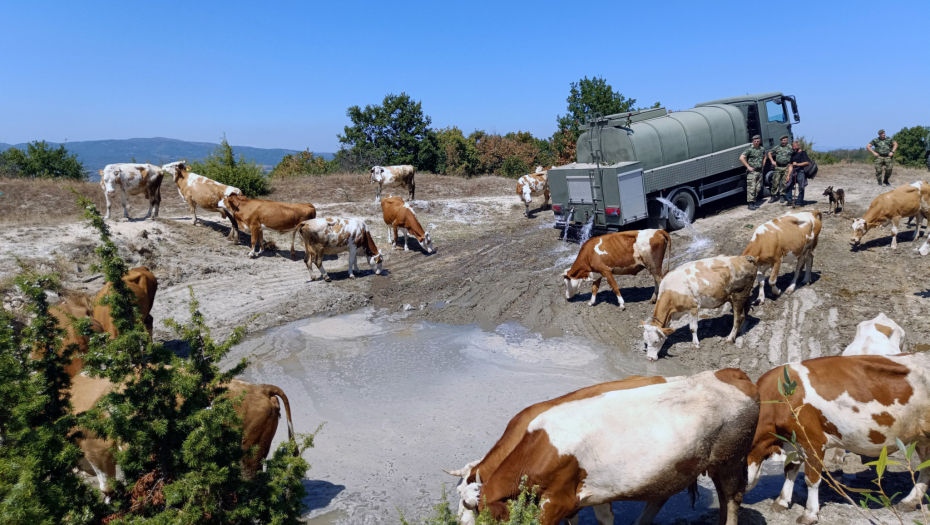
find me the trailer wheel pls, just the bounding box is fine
[666,190,696,231]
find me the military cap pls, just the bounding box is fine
[780,135,789,140]
[751,134,761,140]
[878,129,885,134]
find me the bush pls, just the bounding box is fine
[189,136,270,197]
[400,480,541,525]
[499,156,530,179]
[892,126,929,168]
[0,141,87,180]
[271,149,338,178]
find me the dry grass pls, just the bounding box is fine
[268,172,514,203]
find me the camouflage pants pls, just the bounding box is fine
[771,166,788,197]
[874,156,893,183]
[747,170,762,202]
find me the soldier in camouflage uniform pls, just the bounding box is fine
[867,129,897,186]
[740,135,765,210]
[767,135,793,203]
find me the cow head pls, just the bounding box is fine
[641,322,675,361]
[850,218,868,245]
[422,232,434,254]
[563,270,585,300]
[370,166,383,184]
[101,167,121,196]
[161,161,188,182]
[444,459,482,524]
[224,194,245,212]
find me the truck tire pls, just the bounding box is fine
[666,190,696,231]
[762,170,774,198]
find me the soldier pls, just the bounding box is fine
[766,135,793,203]
[867,129,897,186]
[740,135,765,210]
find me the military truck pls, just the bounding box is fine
[549,92,801,232]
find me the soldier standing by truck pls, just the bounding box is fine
[767,135,793,203]
[740,135,765,210]
[867,129,898,186]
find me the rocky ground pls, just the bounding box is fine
[3,163,930,523]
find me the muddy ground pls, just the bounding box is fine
[3,164,930,523]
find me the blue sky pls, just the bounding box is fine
[1,0,927,151]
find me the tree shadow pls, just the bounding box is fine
[162,338,191,358]
[301,479,345,512]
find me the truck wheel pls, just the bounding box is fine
[666,190,696,231]
[762,170,774,198]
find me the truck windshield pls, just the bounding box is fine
[766,100,787,123]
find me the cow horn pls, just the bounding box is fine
[443,468,463,477]
[475,471,482,484]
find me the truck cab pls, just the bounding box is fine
[696,92,801,150]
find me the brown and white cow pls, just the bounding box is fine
[162,161,242,240]
[298,217,383,281]
[93,266,158,338]
[380,196,434,254]
[223,194,317,259]
[70,375,296,496]
[742,211,822,305]
[99,163,164,221]
[446,375,677,525]
[370,165,416,203]
[469,369,759,525]
[747,354,930,524]
[642,255,756,360]
[516,166,550,218]
[842,312,905,356]
[563,229,670,309]
[40,299,104,378]
[851,181,930,249]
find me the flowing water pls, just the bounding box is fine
[576,215,595,245]
[655,196,715,262]
[223,309,786,524]
[560,208,574,239]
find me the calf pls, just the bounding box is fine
[748,354,930,524]
[516,166,550,217]
[93,266,158,338]
[471,369,759,525]
[821,186,845,215]
[380,196,434,254]
[298,217,383,281]
[162,161,242,240]
[223,194,316,259]
[563,229,670,309]
[642,255,756,360]
[370,165,416,203]
[741,211,822,305]
[99,163,164,220]
[851,181,930,249]
[842,312,905,356]
[446,375,676,525]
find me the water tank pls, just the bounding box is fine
[577,104,748,170]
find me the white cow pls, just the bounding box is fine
[516,166,550,217]
[370,165,415,203]
[99,163,164,220]
[297,217,383,281]
[842,313,906,356]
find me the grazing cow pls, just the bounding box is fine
[380,196,434,254]
[563,229,670,309]
[516,166,550,217]
[747,354,930,524]
[842,312,905,356]
[93,267,158,338]
[741,211,822,305]
[298,217,383,281]
[70,375,296,495]
[162,161,242,240]
[469,369,759,525]
[851,181,930,249]
[98,163,164,221]
[641,256,756,360]
[370,165,416,203]
[40,299,104,378]
[223,194,316,259]
[446,375,677,525]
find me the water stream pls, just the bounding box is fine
[655,196,715,262]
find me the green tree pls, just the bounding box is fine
[337,93,441,172]
[892,125,929,168]
[271,150,338,178]
[190,136,270,197]
[0,141,87,180]
[435,126,480,176]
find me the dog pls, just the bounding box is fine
[822,186,845,215]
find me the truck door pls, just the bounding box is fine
[762,97,791,148]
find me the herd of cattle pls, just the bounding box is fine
[72,161,930,523]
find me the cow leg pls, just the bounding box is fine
[348,244,357,278]
[375,185,381,204]
[403,228,409,251]
[410,183,415,201]
[103,192,113,219]
[690,309,700,348]
[796,441,828,525]
[712,464,746,525]
[770,458,801,512]
[602,272,625,310]
[891,217,900,249]
[188,198,199,225]
[727,293,747,343]
[290,229,299,261]
[802,250,814,285]
[120,189,130,220]
[769,258,784,296]
[591,503,614,525]
[387,225,393,245]
[753,266,769,305]
[225,211,240,242]
[544,187,550,208]
[631,499,668,525]
[785,254,806,295]
[897,444,930,512]
[650,271,662,303]
[152,184,161,219]
[589,277,602,306]
[142,188,153,219]
[248,224,263,257]
[303,249,317,281]
[914,212,924,241]
[524,200,530,218]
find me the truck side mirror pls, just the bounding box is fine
[787,96,800,124]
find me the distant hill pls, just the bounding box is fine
[0,138,334,179]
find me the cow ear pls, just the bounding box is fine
[98,169,104,175]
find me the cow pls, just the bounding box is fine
[39,299,104,378]
[747,354,930,524]
[516,166,550,218]
[223,194,316,259]
[468,369,759,525]
[70,374,296,496]
[851,181,930,249]
[380,196,434,254]
[370,165,415,203]
[842,312,905,356]
[297,217,383,281]
[641,255,756,361]
[563,229,670,309]
[93,267,158,339]
[98,163,164,221]
[741,211,822,305]
[161,161,242,240]
[445,375,677,525]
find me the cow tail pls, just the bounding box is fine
[263,385,296,449]
[660,229,672,277]
[687,479,698,509]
